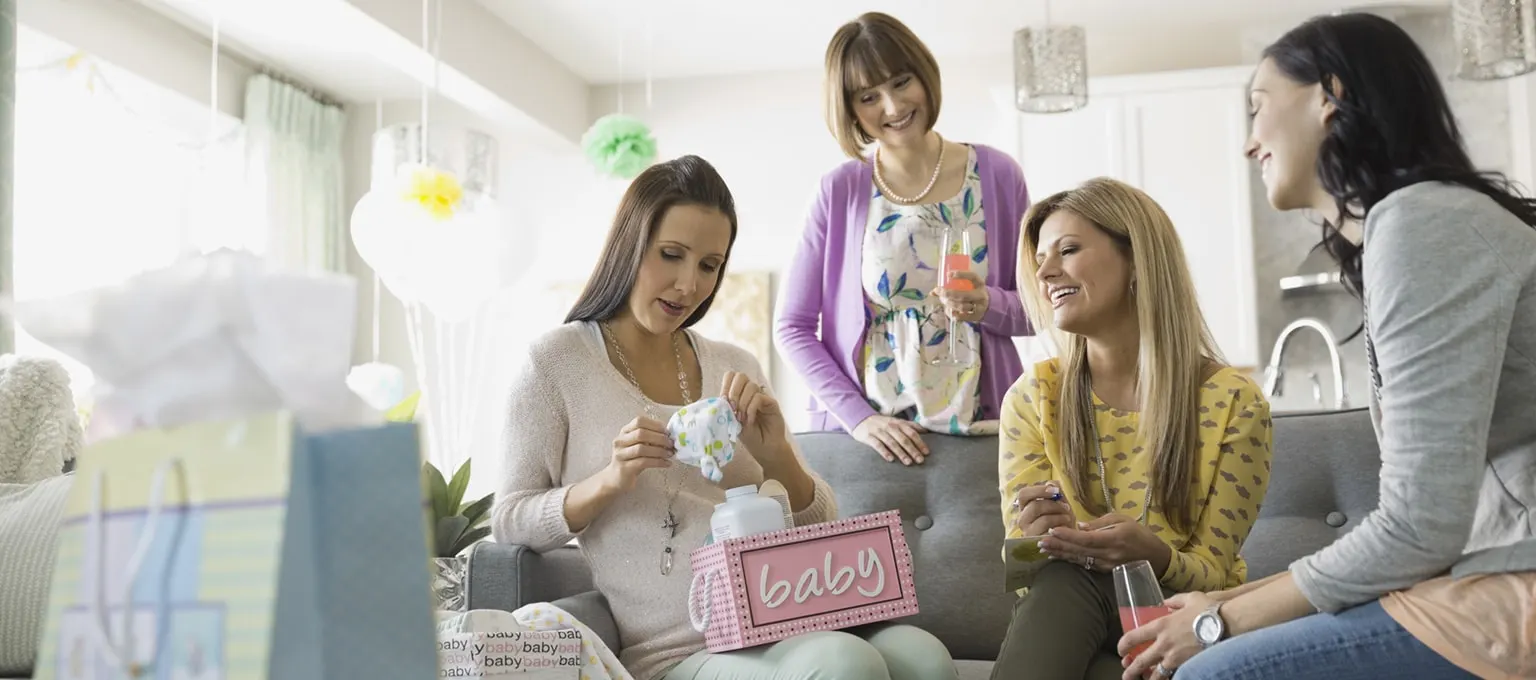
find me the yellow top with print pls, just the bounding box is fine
[999,358,1274,591]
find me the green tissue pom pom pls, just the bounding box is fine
[582,113,658,179]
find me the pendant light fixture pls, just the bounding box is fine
[1452,0,1536,80]
[1013,0,1089,113]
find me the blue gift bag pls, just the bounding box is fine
[33,412,439,680]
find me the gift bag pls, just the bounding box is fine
[31,411,440,680]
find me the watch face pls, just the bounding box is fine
[1195,614,1220,643]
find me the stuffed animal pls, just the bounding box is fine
[0,355,82,485]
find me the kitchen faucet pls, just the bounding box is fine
[1261,317,1349,409]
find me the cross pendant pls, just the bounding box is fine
[662,511,680,538]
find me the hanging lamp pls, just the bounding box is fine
[1013,0,1089,113]
[1452,0,1536,80]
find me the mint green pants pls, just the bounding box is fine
[664,624,957,680]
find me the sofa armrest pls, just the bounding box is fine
[548,590,621,653]
[464,541,620,651]
[465,542,596,612]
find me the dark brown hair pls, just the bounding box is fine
[823,12,943,159]
[564,155,738,328]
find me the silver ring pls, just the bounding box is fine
[1155,663,1173,678]
[1085,555,1096,570]
[1011,498,1022,511]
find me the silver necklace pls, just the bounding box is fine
[873,134,947,204]
[1090,409,1153,524]
[600,321,692,575]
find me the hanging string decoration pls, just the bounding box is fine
[18,50,241,150]
[347,0,508,476]
[580,6,659,180]
[346,100,408,412]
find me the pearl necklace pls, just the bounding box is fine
[873,133,947,204]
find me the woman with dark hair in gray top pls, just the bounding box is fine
[1116,13,1535,680]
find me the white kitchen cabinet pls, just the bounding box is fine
[999,66,1262,369]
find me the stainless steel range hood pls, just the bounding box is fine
[1279,247,1346,296]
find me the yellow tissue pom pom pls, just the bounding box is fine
[401,165,464,221]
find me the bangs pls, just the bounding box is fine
[841,36,915,94]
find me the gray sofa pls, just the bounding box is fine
[466,407,1381,679]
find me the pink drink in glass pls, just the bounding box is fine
[941,253,974,290]
[1113,560,1170,662]
[1118,605,1174,660]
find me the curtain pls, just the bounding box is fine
[244,73,346,273]
[0,0,15,354]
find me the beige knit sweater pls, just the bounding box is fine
[491,322,838,680]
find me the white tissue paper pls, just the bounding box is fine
[346,361,406,412]
[12,250,367,442]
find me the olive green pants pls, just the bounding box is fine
[992,560,1173,680]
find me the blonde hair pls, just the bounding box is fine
[1017,177,1222,533]
[822,12,943,160]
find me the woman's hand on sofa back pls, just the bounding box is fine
[851,415,929,465]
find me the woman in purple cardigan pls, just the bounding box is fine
[776,11,1034,465]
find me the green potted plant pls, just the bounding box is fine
[424,457,493,612]
[388,391,493,611]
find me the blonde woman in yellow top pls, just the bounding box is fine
[990,178,1274,680]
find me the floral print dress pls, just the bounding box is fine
[860,147,995,435]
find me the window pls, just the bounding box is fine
[13,25,263,405]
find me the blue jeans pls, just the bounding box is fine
[1177,601,1475,680]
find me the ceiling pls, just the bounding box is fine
[132,0,425,103]
[479,0,1448,83]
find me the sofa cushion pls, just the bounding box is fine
[795,407,1383,664]
[0,473,73,676]
[797,433,1008,662]
[1240,408,1380,579]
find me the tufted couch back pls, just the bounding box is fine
[797,407,1382,662]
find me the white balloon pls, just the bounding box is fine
[411,199,503,323]
[348,167,506,323]
[350,189,422,304]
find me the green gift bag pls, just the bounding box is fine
[33,411,439,680]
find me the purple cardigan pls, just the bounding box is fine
[775,143,1035,432]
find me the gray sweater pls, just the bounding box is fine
[1291,181,1536,613]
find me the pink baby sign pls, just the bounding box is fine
[686,511,920,652]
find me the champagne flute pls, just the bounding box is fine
[1114,560,1173,662]
[931,223,975,366]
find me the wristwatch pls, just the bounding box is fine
[1193,603,1227,648]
